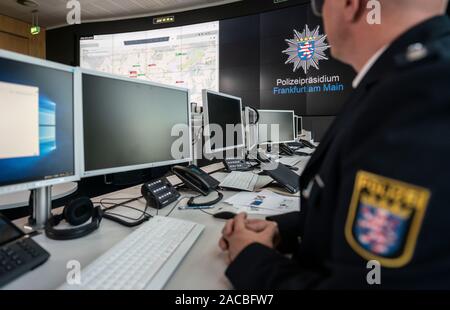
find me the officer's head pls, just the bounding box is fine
[312,0,449,71]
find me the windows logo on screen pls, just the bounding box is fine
[282,25,330,74]
[39,97,56,154]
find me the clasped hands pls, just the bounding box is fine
[219,213,281,263]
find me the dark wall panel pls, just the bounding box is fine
[219,15,260,108]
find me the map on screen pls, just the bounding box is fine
[80,21,219,105]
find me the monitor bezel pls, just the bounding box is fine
[257,109,296,145]
[202,89,245,155]
[79,68,193,178]
[0,49,81,196]
[244,107,258,153]
[297,115,303,135]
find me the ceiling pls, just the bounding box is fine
[0,0,242,29]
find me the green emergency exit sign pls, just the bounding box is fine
[30,26,40,35]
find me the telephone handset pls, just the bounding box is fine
[171,165,220,196]
[279,143,295,156]
[256,151,272,163]
[299,139,317,149]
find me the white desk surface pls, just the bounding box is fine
[0,182,79,210]
[3,154,310,290]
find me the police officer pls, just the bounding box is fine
[219,0,450,289]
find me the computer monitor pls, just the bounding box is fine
[244,107,259,153]
[297,116,303,135]
[0,50,80,195]
[81,69,192,178]
[258,110,296,144]
[202,90,245,154]
[294,115,303,137]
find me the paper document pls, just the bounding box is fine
[224,189,300,215]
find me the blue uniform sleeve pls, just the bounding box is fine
[225,243,327,289]
[266,212,303,254]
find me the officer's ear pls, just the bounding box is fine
[441,0,449,13]
[342,0,366,23]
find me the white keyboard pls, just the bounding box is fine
[60,216,204,290]
[220,171,258,191]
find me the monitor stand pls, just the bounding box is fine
[27,186,52,230]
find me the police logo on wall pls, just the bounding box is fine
[345,171,431,268]
[282,25,330,74]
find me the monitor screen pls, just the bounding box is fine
[258,110,295,144]
[203,91,244,153]
[0,54,76,193]
[79,21,219,106]
[82,72,191,176]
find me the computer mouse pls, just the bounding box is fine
[213,211,237,220]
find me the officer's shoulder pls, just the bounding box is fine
[376,39,450,95]
[394,38,450,74]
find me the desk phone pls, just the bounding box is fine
[0,214,50,288]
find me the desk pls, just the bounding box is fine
[0,182,79,211]
[2,155,309,290]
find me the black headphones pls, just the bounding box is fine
[45,197,103,241]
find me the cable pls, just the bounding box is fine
[95,196,143,208]
[103,211,145,222]
[95,195,153,227]
[94,196,145,212]
[198,209,215,216]
[171,196,216,217]
[99,202,153,219]
[166,195,194,217]
[187,191,223,207]
[97,197,145,213]
[102,211,150,228]
[94,196,143,202]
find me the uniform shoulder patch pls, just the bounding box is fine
[345,171,431,268]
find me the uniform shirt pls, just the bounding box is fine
[225,15,450,289]
[352,46,388,88]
